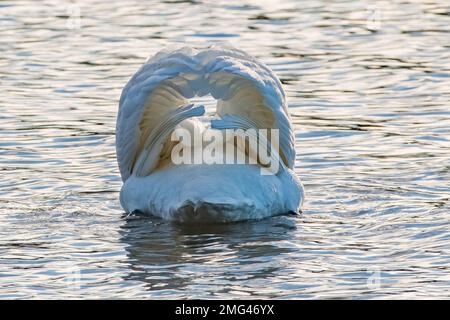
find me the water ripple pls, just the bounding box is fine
[0,0,449,299]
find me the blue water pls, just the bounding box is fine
[0,0,449,299]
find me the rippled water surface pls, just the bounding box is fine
[1,0,450,299]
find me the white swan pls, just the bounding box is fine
[116,44,304,222]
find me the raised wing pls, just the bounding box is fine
[116,44,295,181]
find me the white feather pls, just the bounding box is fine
[116,44,304,222]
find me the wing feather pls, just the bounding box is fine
[116,44,295,181]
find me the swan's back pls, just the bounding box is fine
[116,44,304,222]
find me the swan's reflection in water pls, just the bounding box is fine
[119,215,298,298]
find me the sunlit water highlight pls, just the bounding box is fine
[0,0,449,299]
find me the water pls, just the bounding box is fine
[1,0,449,299]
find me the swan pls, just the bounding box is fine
[116,44,304,222]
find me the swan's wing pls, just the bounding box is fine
[200,44,294,168]
[116,44,295,182]
[211,114,286,176]
[115,51,194,181]
[133,104,205,177]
